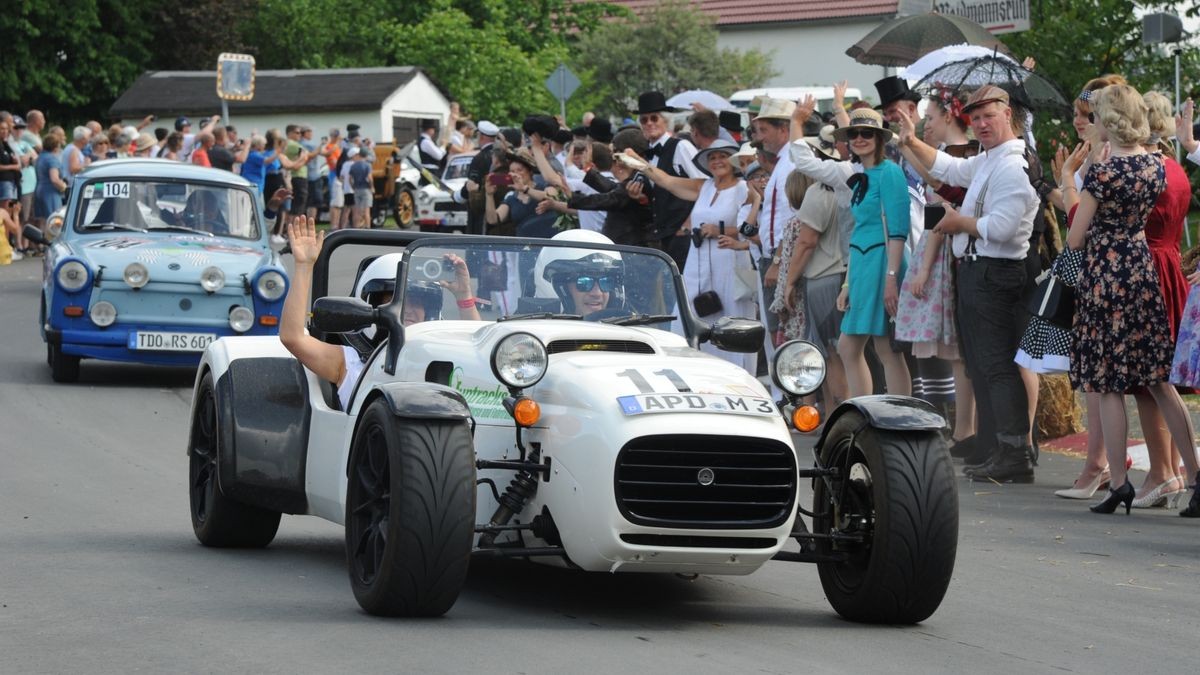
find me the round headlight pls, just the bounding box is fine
[490,332,548,389]
[46,214,64,239]
[57,261,89,292]
[89,301,117,327]
[200,266,226,293]
[255,270,286,301]
[123,262,149,289]
[772,340,827,397]
[229,305,254,333]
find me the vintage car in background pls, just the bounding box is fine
[25,159,288,382]
[186,229,958,624]
[414,151,476,233]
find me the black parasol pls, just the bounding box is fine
[846,12,1011,67]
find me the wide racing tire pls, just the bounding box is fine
[188,373,282,548]
[813,411,958,624]
[345,400,476,617]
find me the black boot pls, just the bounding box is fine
[965,443,1034,483]
[962,442,997,470]
[949,435,976,460]
[1181,472,1200,518]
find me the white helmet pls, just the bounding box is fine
[532,230,624,313]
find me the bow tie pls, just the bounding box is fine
[646,145,663,160]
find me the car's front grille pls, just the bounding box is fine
[615,435,796,529]
[547,339,655,355]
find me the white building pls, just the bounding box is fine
[109,67,452,144]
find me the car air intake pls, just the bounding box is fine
[546,339,655,355]
[615,435,796,529]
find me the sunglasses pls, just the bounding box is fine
[845,129,876,140]
[573,275,615,293]
[638,114,662,124]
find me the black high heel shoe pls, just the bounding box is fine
[1180,472,1200,518]
[1091,480,1135,515]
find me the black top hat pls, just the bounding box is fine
[499,127,523,149]
[552,128,574,146]
[522,114,559,139]
[570,125,587,138]
[874,76,921,110]
[633,91,681,115]
[718,110,743,134]
[586,118,613,143]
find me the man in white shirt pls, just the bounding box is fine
[753,98,797,352]
[636,90,704,272]
[417,122,446,172]
[896,85,1040,483]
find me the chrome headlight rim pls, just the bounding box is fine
[200,266,226,293]
[56,260,90,293]
[228,305,254,333]
[490,332,548,390]
[254,269,287,302]
[772,339,827,398]
[123,262,150,289]
[89,301,117,327]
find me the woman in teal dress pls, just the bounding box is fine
[833,108,911,398]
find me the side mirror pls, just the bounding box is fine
[311,297,377,334]
[706,316,765,353]
[23,224,49,246]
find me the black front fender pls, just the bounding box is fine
[375,381,473,420]
[815,395,947,451]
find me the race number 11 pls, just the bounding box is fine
[616,368,693,394]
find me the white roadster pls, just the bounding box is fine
[186,229,958,623]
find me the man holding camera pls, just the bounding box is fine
[633,91,704,272]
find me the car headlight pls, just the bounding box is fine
[229,306,254,333]
[255,270,287,301]
[46,214,64,240]
[772,340,826,397]
[123,262,149,289]
[89,301,117,327]
[490,332,548,389]
[200,266,225,293]
[56,260,90,292]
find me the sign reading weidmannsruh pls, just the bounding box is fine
[900,0,1031,34]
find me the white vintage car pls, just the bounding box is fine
[186,229,957,623]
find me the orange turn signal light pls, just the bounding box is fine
[63,306,85,317]
[512,398,541,427]
[259,315,279,326]
[792,405,821,433]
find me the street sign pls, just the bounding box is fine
[544,63,581,101]
[904,0,1032,34]
[216,53,256,101]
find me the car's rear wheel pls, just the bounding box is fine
[393,187,416,229]
[48,343,80,383]
[346,400,475,616]
[813,411,957,624]
[188,372,281,548]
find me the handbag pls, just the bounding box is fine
[733,252,758,303]
[692,239,724,317]
[1028,270,1076,330]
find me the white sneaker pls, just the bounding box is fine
[270,234,286,249]
[10,250,23,261]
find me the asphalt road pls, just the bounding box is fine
[2,252,1198,675]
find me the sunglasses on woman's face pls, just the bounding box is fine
[845,129,876,140]
[573,275,615,293]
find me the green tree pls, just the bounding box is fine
[573,0,777,117]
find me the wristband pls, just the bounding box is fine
[457,297,476,309]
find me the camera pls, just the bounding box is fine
[739,221,759,237]
[420,257,455,281]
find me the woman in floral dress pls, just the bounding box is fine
[1065,84,1200,517]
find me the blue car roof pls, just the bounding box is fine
[76,159,256,189]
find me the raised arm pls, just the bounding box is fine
[279,216,346,386]
[624,151,703,200]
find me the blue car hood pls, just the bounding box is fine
[72,233,273,282]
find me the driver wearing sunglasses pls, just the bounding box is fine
[567,273,616,317]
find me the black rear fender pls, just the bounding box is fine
[815,395,948,453]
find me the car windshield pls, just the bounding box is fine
[443,157,474,181]
[74,179,261,240]
[398,239,687,332]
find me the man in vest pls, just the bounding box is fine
[418,120,446,173]
[635,91,704,272]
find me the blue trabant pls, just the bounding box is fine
[31,159,288,382]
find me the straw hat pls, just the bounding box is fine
[804,124,840,160]
[832,108,893,144]
[692,139,740,176]
[756,98,796,121]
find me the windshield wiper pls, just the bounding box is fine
[80,223,146,233]
[600,313,676,326]
[498,312,583,322]
[149,225,214,237]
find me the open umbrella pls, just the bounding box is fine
[846,13,1011,67]
[912,55,1070,111]
[901,44,1017,82]
[666,90,732,111]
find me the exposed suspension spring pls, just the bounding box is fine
[478,448,540,548]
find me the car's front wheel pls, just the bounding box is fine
[48,343,80,383]
[393,187,416,229]
[813,411,958,624]
[345,400,475,616]
[369,203,388,229]
[188,372,281,547]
